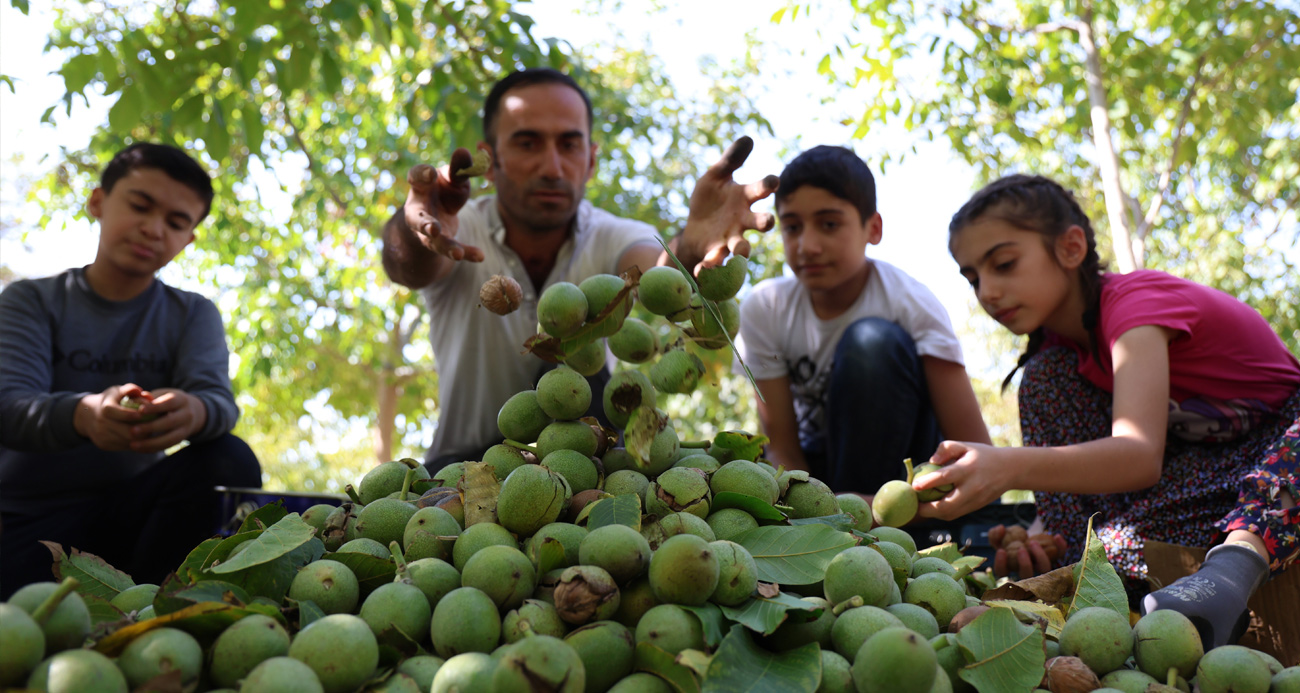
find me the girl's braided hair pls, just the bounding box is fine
[948,175,1106,391]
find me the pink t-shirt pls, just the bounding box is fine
[1049,270,1300,442]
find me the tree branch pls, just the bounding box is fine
[279,99,349,214]
[1137,54,1205,241]
[941,7,1083,36]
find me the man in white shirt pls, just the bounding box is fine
[382,68,777,469]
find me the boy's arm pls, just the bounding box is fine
[754,376,809,473]
[920,356,992,445]
[0,283,93,452]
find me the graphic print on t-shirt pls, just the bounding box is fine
[787,354,831,454]
[1168,396,1272,443]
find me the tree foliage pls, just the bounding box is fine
[785,0,1300,351]
[20,0,771,489]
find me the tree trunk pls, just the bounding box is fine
[373,322,402,463]
[1078,5,1142,271]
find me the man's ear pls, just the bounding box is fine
[481,142,497,184]
[585,141,598,182]
[1056,224,1088,269]
[87,187,106,219]
[866,212,883,246]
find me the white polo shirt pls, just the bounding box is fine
[421,196,660,458]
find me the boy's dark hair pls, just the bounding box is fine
[775,145,877,222]
[101,143,215,224]
[482,68,593,146]
[947,174,1105,391]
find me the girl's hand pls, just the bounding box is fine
[913,440,1019,521]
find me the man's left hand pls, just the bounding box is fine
[130,389,208,453]
[678,136,779,274]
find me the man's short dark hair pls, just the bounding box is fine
[101,143,215,224]
[776,145,877,222]
[482,68,593,145]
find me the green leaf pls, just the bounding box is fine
[60,53,100,94]
[82,594,125,626]
[702,625,821,693]
[1067,514,1128,619]
[984,599,1067,640]
[587,493,643,531]
[626,405,667,469]
[206,99,232,164]
[717,592,822,636]
[172,580,253,607]
[680,603,727,647]
[182,533,255,581]
[711,492,786,522]
[319,50,344,94]
[534,537,567,576]
[11,0,30,13]
[955,606,1046,693]
[211,514,316,573]
[45,544,134,601]
[635,642,701,693]
[322,551,397,599]
[789,513,856,531]
[173,93,206,130]
[732,524,858,585]
[210,537,325,604]
[294,599,326,629]
[107,85,144,133]
[708,431,768,462]
[239,499,289,534]
[243,105,266,156]
[917,542,964,564]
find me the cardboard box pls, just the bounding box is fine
[1145,541,1300,666]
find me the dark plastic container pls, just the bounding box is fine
[215,486,347,536]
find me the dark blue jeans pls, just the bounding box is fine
[805,317,941,494]
[0,433,262,599]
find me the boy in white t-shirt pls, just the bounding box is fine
[735,146,990,493]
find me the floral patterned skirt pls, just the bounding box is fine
[1018,347,1300,581]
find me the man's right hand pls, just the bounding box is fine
[402,147,485,263]
[74,383,149,451]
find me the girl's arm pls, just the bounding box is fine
[916,324,1174,520]
[921,356,992,445]
[754,376,810,473]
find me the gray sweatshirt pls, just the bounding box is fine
[0,267,238,509]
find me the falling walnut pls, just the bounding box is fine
[480,275,523,315]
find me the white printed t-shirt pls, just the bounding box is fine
[420,196,660,459]
[734,259,964,451]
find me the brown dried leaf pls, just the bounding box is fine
[983,564,1076,604]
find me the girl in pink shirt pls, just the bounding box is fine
[916,174,1299,648]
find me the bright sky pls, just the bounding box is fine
[0,1,992,369]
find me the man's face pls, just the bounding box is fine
[87,167,203,277]
[485,82,597,234]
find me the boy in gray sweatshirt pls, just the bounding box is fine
[0,142,261,597]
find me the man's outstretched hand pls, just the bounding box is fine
[402,147,484,263]
[678,137,779,274]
